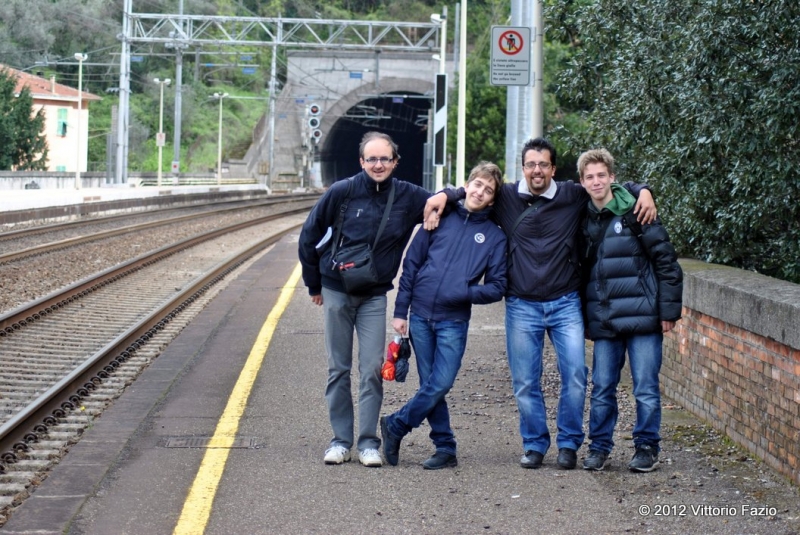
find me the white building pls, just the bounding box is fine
[3,64,101,172]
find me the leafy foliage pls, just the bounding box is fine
[551,0,800,283]
[0,0,120,69]
[0,68,48,170]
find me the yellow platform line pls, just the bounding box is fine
[173,263,302,535]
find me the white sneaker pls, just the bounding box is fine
[324,445,351,465]
[359,448,383,467]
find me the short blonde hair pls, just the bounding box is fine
[467,161,503,193]
[577,148,615,179]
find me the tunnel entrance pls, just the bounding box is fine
[318,92,431,187]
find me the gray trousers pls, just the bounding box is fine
[322,287,386,451]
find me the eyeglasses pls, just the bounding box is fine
[364,157,395,166]
[524,161,552,171]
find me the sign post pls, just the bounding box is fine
[433,73,447,168]
[490,26,531,86]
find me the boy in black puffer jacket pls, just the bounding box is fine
[578,148,683,473]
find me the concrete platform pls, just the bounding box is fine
[0,185,267,212]
[2,232,797,535]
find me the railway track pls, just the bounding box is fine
[0,192,318,261]
[0,195,318,316]
[0,203,310,518]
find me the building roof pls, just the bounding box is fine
[1,63,101,102]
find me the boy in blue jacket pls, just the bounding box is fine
[381,162,508,469]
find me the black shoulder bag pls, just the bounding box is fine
[330,179,396,293]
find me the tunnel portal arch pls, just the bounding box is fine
[317,78,434,187]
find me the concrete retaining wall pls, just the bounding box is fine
[662,259,800,485]
[0,185,268,226]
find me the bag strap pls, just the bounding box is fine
[331,177,396,256]
[622,210,644,239]
[586,211,646,269]
[331,178,353,259]
[622,210,652,261]
[372,180,395,248]
[586,213,616,270]
[506,197,545,240]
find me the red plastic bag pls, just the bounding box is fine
[381,336,402,381]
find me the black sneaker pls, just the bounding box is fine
[380,416,401,466]
[583,450,609,471]
[629,444,659,472]
[520,450,544,469]
[557,448,578,470]
[423,452,458,470]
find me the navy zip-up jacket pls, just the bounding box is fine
[393,203,507,322]
[299,171,431,296]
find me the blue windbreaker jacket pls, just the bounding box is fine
[393,203,507,322]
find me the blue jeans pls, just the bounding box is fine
[505,292,587,454]
[384,314,469,456]
[322,287,386,452]
[588,333,663,453]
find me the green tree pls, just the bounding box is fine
[0,68,48,170]
[552,0,800,283]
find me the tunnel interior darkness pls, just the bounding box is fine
[318,92,431,187]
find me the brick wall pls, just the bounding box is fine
[661,259,800,486]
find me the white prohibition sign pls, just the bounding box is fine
[490,26,531,86]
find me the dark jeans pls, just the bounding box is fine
[384,313,469,456]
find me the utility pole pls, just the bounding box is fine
[455,0,467,187]
[171,0,185,185]
[267,25,280,192]
[115,0,131,184]
[74,53,87,190]
[505,0,543,182]
[531,0,544,139]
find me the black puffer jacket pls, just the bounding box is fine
[298,171,430,296]
[582,205,683,340]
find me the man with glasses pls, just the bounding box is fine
[299,131,434,467]
[424,138,656,470]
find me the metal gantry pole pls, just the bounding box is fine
[531,0,544,139]
[214,93,228,185]
[155,78,171,187]
[74,53,86,190]
[267,25,279,193]
[455,0,467,188]
[171,0,185,185]
[115,0,131,185]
